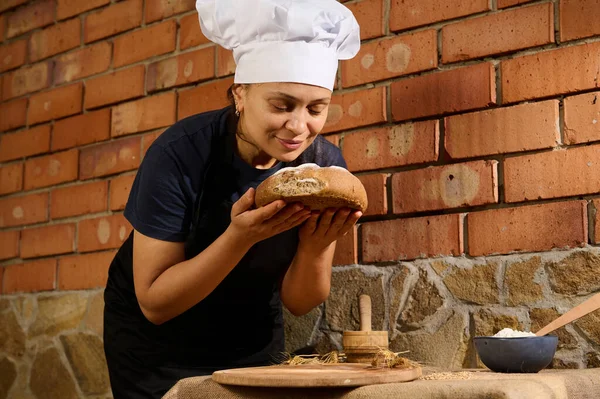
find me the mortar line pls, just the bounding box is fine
[558,98,566,145]
[554,0,561,46]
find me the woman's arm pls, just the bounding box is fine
[133,188,310,325]
[280,208,361,316]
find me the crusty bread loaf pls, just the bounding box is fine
[255,163,368,212]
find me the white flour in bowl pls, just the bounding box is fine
[493,328,536,338]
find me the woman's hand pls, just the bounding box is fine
[227,187,311,246]
[298,207,362,254]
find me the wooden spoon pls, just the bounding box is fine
[535,292,600,336]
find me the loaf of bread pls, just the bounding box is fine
[255,163,368,212]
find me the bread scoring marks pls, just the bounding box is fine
[272,163,326,196]
[273,163,320,176]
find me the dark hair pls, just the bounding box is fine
[226,84,236,108]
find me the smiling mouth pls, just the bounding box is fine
[276,137,303,150]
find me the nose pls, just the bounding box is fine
[285,111,308,135]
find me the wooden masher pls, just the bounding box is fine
[342,294,389,363]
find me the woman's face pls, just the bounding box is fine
[233,82,332,164]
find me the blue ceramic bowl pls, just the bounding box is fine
[474,336,558,373]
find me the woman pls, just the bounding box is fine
[103,0,361,397]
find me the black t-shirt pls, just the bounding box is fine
[105,106,346,371]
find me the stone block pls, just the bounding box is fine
[29,294,87,338]
[283,306,321,354]
[443,262,500,305]
[60,333,110,395]
[0,309,26,357]
[530,308,577,349]
[390,310,469,369]
[398,269,444,330]
[31,347,79,399]
[505,257,544,306]
[547,251,600,295]
[0,356,17,398]
[326,267,387,332]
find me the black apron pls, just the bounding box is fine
[103,121,299,398]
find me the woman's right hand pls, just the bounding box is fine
[228,187,311,245]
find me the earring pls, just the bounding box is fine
[235,108,240,117]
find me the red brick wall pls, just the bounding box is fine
[1,0,600,295]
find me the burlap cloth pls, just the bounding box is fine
[163,367,600,399]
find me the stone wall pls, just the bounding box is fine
[286,248,600,370]
[0,290,108,398]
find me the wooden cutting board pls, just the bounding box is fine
[212,363,422,387]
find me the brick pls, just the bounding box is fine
[178,77,233,119]
[111,92,176,137]
[84,0,143,43]
[216,47,235,78]
[84,65,145,109]
[358,174,387,216]
[110,174,135,211]
[0,98,27,132]
[346,0,384,40]
[141,129,164,157]
[332,225,358,266]
[29,18,81,62]
[56,0,109,20]
[2,61,52,100]
[342,30,437,88]
[0,0,27,13]
[0,125,51,162]
[0,38,27,73]
[392,63,496,122]
[362,213,464,262]
[54,42,112,85]
[560,0,600,41]
[445,100,560,159]
[179,13,210,50]
[78,214,132,252]
[145,0,195,23]
[324,134,340,147]
[342,120,439,172]
[52,108,111,151]
[113,20,176,68]
[50,181,108,219]
[502,42,600,104]
[504,145,600,203]
[147,47,215,92]
[79,136,141,179]
[21,223,75,258]
[0,162,23,195]
[24,149,79,190]
[595,199,600,244]
[0,230,19,260]
[58,250,116,290]
[323,86,387,134]
[498,0,536,8]
[392,160,498,214]
[442,3,554,63]
[468,201,587,256]
[28,83,83,125]
[3,259,56,294]
[0,14,5,42]
[6,0,54,38]
[0,192,48,227]
[390,0,490,32]
[564,91,600,145]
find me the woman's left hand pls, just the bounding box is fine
[298,207,362,254]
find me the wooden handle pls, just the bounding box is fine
[359,294,371,332]
[536,292,600,336]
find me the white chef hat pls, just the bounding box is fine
[196,0,360,91]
